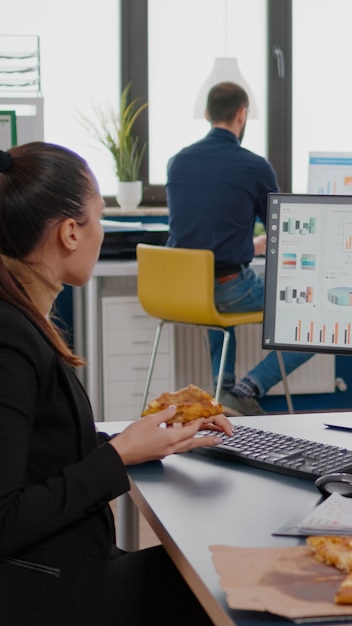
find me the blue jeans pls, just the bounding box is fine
[208,266,313,397]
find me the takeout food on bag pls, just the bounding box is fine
[307,535,352,604]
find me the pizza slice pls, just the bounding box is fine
[307,535,352,605]
[336,571,352,604]
[141,384,224,424]
[306,535,352,574]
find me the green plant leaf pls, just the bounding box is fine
[77,82,148,182]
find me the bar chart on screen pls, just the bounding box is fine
[291,318,352,346]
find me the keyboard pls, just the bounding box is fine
[194,424,352,481]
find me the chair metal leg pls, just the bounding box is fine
[214,329,230,403]
[277,351,294,414]
[139,321,164,416]
[116,493,139,551]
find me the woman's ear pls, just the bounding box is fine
[57,218,78,252]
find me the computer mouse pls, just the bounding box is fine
[315,473,352,498]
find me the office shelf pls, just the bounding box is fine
[0,35,41,94]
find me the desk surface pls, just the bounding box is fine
[99,412,352,626]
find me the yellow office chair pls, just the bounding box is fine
[136,244,293,414]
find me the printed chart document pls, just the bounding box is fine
[297,492,352,534]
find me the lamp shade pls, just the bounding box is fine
[193,57,259,119]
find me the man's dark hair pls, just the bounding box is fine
[206,82,249,124]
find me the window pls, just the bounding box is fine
[2,0,120,196]
[292,0,352,192]
[148,0,267,186]
[122,0,269,203]
[8,2,349,202]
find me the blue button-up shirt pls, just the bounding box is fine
[166,128,279,275]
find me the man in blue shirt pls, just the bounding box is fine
[166,81,312,415]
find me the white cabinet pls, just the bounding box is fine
[101,296,175,420]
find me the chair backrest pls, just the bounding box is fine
[136,244,219,325]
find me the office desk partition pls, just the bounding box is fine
[98,412,352,626]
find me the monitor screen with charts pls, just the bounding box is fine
[263,193,352,355]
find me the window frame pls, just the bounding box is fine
[267,0,292,192]
[121,0,166,205]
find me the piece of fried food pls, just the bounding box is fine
[307,535,352,574]
[336,571,352,604]
[307,535,352,605]
[141,384,224,424]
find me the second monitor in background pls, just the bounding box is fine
[308,152,352,195]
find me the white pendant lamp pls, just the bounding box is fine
[193,56,259,120]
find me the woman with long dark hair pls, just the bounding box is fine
[0,142,231,626]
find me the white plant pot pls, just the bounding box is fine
[116,180,143,211]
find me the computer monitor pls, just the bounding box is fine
[263,193,352,355]
[308,152,352,195]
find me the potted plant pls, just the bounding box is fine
[79,83,148,211]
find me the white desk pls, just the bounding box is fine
[97,412,352,626]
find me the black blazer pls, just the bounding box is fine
[0,300,130,626]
